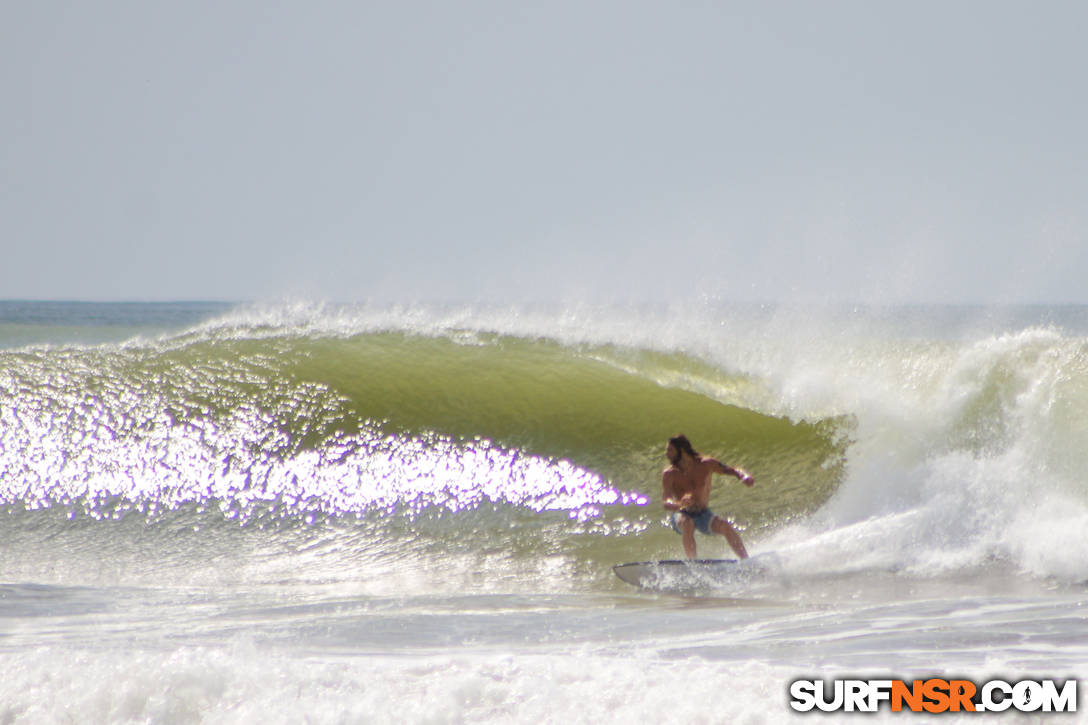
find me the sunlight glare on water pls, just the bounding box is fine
[0,350,647,524]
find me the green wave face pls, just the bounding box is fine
[285,331,848,529]
[0,330,847,538]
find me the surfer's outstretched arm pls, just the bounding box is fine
[706,457,755,486]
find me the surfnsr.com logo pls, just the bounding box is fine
[789,678,1078,714]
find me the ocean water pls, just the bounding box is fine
[0,300,1085,723]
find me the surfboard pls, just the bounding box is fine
[613,556,772,590]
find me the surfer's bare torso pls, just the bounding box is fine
[661,436,754,559]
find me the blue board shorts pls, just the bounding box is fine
[671,509,716,536]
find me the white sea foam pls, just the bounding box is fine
[760,325,1088,582]
[0,645,792,725]
[3,637,1078,725]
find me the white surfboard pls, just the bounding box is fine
[613,555,773,590]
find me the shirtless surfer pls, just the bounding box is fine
[662,434,754,559]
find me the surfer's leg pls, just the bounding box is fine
[674,513,697,559]
[711,516,748,559]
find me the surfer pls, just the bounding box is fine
[662,434,754,559]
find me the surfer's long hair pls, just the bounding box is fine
[668,434,700,461]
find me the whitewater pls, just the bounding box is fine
[0,300,1085,723]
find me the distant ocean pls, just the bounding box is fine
[1,300,1085,723]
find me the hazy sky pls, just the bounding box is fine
[3,1,1086,304]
